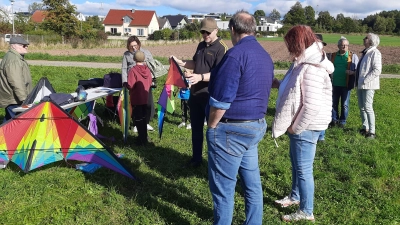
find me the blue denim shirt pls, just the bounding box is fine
[208,36,274,120]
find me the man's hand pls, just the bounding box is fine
[346,70,355,75]
[170,55,185,67]
[184,71,201,85]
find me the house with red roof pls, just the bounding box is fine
[103,9,159,37]
[31,10,48,23]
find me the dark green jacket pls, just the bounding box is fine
[0,48,32,107]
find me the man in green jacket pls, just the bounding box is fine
[0,36,33,122]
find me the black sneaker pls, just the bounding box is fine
[328,121,337,128]
[182,160,202,168]
[338,124,345,129]
[359,129,368,135]
[365,133,376,139]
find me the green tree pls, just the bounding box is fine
[254,10,266,25]
[316,11,334,31]
[341,17,357,34]
[386,17,396,33]
[41,0,79,38]
[28,2,44,13]
[373,15,387,33]
[161,28,173,40]
[304,6,315,26]
[269,9,281,21]
[283,1,306,25]
[86,16,103,30]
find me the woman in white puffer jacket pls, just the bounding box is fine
[272,25,334,223]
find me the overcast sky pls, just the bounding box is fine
[1,0,399,21]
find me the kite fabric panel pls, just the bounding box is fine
[0,101,137,180]
[157,85,175,139]
[66,100,95,121]
[165,58,189,88]
[22,77,56,106]
[117,87,132,143]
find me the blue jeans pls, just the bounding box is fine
[332,86,351,124]
[357,89,375,133]
[318,130,325,141]
[206,118,266,225]
[288,130,321,216]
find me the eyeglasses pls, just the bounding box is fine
[22,45,28,48]
[339,45,349,47]
[200,30,211,35]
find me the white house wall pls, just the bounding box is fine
[147,14,160,35]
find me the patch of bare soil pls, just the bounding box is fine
[30,41,400,65]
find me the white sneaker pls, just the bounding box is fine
[133,126,138,133]
[274,196,300,208]
[178,122,186,128]
[186,123,191,129]
[204,119,207,125]
[147,124,154,131]
[282,210,315,222]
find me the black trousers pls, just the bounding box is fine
[188,93,208,163]
[133,104,148,144]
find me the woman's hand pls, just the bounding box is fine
[287,126,295,134]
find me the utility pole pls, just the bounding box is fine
[10,0,15,35]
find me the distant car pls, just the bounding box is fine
[4,34,23,43]
[4,34,11,43]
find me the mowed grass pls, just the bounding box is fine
[0,66,400,224]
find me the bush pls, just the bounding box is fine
[153,31,162,41]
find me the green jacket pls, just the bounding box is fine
[0,49,33,108]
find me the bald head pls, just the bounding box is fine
[228,10,256,35]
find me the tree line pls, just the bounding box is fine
[278,1,400,35]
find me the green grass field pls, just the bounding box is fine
[0,66,399,224]
[258,33,400,47]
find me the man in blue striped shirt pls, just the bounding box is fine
[206,10,274,225]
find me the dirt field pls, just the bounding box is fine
[30,41,400,65]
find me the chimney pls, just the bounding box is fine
[131,9,135,13]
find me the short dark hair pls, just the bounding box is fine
[228,10,256,35]
[126,36,141,50]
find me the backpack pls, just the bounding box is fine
[146,58,168,79]
[103,72,122,88]
[330,51,356,90]
[42,93,74,106]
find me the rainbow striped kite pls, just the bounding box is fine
[0,101,137,180]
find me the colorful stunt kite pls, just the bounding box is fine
[165,57,189,88]
[157,85,175,138]
[117,87,132,142]
[0,101,137,180]
[157,58,189,138]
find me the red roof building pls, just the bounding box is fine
[31,10,48,23]
[103,9,159,37]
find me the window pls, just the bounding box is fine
[125,28,131,33]
[123,17,131,23]
[111,28,117,34]
[137,29,144,36]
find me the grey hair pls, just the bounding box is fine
[338,36,349,45]
[367,33,380,47]
[228,10,256,35]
